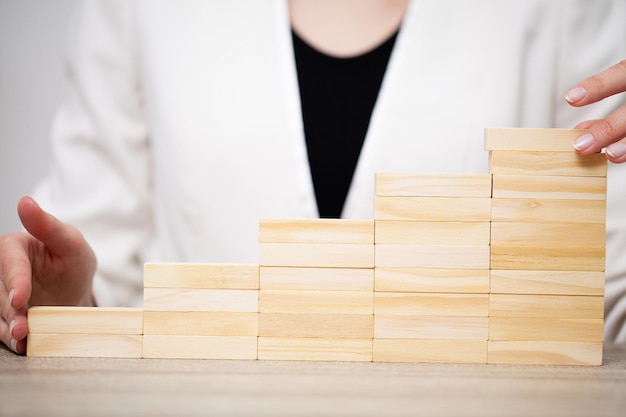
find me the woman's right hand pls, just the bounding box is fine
[566,60,626,163]
[0,196,97,354]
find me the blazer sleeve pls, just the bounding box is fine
[32,0,151,307]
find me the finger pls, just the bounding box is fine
[0,234,33,320]
[0,284,30,347]
[0,319,14,352]
[0,310,28,354]
[0,315,25,354]
[17,196,88,258]
[573,119,601,130]
[566,60,626,106]
[606,137,626,164]
[573,106,626,155]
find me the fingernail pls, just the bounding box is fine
[565,86,587,103]
[573,133,595,151]
[8,289,14,306]
[10,338,17,352]
[607,142,626,159]
[9,320,15,338]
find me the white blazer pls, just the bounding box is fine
[33,0,626,341]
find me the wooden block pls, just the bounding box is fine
[490,222,605,247]
[375,221,490,245]
[375,268,490,293]
[259,313,373,338]
[373,339,487,363]
[484,128,586,152]
[143,288,258,312]
[374,315,488,340]
[487,340,602,365]
[489,294,604,319]
[489,151,607,176]
[491,198,606,224]
[375,173,492,197]
[375,244,490,269]
[259,219,374,244]
[259,243,374,268]
[490,245,605,272]
[27,334,142,358]
[144,263,258,289]
[143,335,258,360]
[490,270,605,296]
[260,267,373,291]
[143,312,258,336]
[374,196,491,221]
[489,317,604,342]
[492,174,606,200]
[259,290,373,314]
[257,337,372,362]
[27,307,143,335]
[375,293,488,317]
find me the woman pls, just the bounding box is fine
[2,0,626,354]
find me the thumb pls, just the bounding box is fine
[17,196,88,258]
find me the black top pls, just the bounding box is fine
[292,29,399,218]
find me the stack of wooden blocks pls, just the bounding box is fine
[26,128,607,366]
[27,307,143,358]
[373,172,492,363]
[486,128,606,365]
[142,263,259,359]
[258,219,374,361]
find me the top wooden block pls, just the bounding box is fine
[144,263,259,289]
[375,173,492,197]
[259,219,374,244]
[485,128,587,151]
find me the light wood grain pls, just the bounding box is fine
[375,293,489,317]
[374,221,490,245]
[374,315,488,340]
[374,196,491,221]
[492,174,606,200]
[484,128,586,151]
[143,288,259,312]
[144,262,258,289]
[260,267,373,291]
[259,313,374,338]
[27,333,143,358]
[375,244,490,269]
[491,198,606,223]
[27,307,143,335]
[373,339,487,363]
[142,335,258,359]
[489,150,607,176]
[259,290,373,314]
[487,340,603,365]
[490,270,605,296]
[143,311,258,336]
[375,267,490,293]
[8,343,626,417]
[259,243,374,268]
[490,245,605,271]
[258,337,372,362]
[259,219,374,244]
[489,294,604,319]
[375,173,492,197]
[490,222,605,247]
[489,317,604,342]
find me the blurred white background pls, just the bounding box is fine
[0,0,77,233]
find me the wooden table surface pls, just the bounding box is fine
[1,343,625,417]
